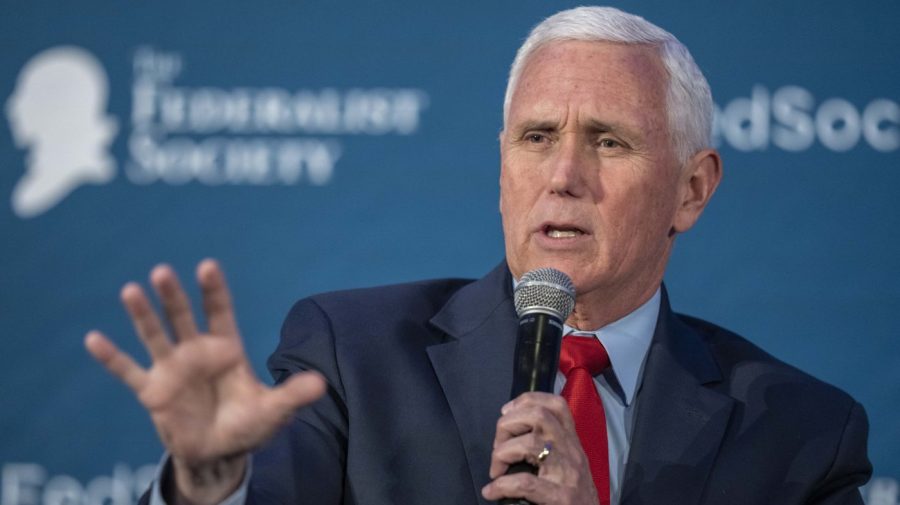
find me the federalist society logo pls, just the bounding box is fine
[5,46,900,219]
[5,45,429,218]
[5,47,117,218]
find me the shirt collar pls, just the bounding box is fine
[563,288,660,406]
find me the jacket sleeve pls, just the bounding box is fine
[805,401,872,505]
[247,297,352,504]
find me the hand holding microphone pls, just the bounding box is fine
[483,268,602,505]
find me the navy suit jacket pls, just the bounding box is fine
[235,263,870,504]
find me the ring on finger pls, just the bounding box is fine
[536,442,552,465]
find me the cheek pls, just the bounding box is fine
[599,181,676,246]
[498,174,510,217]
[498,175,518,231]
[499,169,524,219]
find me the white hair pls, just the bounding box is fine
[503,6,713,164]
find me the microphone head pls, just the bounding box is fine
[514,268,576,321]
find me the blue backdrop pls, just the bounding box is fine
[2,1,898,503]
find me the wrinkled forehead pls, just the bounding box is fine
[508,40,669,124]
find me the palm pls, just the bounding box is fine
[86,259,325,464]
[141,337,268,461]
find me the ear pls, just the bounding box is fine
[672,149,723,234]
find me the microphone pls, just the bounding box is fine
[500,267,575,505]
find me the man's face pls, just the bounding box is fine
[500,41,684,312]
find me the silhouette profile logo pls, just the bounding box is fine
[5,46,118,218]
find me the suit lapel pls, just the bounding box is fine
[620,289,734,505]
[427,263,518,504]
[425,270,735,505]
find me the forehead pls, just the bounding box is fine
[508,40,669,127]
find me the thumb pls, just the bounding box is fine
[263,371,328,418]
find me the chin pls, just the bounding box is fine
[521,259,581,284]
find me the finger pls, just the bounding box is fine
[261,371,328,421]
[121,282,172,360]
[489,431,544,478]
[503,392,575,431]
[197,259,239,337]
[151,264,199,341]
[481,471,561,504]
[494,404,564,448]
[85,330,148,392]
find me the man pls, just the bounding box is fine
[86,6,872,505]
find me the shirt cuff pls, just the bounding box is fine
[148,453,252,505]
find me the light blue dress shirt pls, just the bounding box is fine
[151,288,661,505]
[558,287,660,505]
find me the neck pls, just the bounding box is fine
[565,280,662,331]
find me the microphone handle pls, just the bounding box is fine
[499,312,563,505]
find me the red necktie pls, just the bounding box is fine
[559,335,611,505]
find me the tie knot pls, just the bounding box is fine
[559,335,610,377]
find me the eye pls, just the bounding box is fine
[598,138,621,149]
[526,132,548,144]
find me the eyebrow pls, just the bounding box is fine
[510,120,558,134]
[583,119,630,136]
[511,118,637,139]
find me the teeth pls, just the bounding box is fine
[547,229,580,238]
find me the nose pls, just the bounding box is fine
[548,135,589,198]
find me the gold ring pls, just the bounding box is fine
[536,442,552,464]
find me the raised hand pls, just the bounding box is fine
[85,259,326,505]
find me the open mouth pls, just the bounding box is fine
[542,224,586,238]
